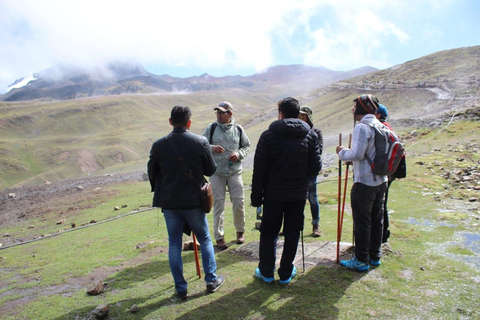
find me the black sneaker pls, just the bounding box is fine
[177,290,188,301]
[206,275,225,293]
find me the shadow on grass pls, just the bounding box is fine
[51,242,365,319]
[176,263,366,320]
[49,246,249,319]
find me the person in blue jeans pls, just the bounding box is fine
[299,106,323,237]
[148,105,225,300]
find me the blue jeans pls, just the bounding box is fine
[258,199,305,280]
[307,175,320,225]
[163,208,217,293]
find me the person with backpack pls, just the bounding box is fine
[336,94,388,271]
[376,104,406,243]
[376,104,394,243]
[203,101,251,250]
[251,97,321,284]
[299,106,323,237]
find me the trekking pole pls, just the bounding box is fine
[340,134,352,234]
[192,233,202,279]
[301,229,305,273]
[352,120,356,250]
[336,133,342,263]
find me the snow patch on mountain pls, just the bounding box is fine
[7,75,38,93]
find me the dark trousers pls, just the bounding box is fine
[351,182,387,263]
[382,176,396,243]
[258,199,306,280]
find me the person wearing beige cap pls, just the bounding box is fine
[299,106,323,237]
[203,101,250,250]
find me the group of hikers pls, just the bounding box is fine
[147,95,396,300]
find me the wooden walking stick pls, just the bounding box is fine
[336,133,342,263]
[192,233,201,279]
[340,134,352,234]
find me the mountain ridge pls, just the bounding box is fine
[1,63,377,102]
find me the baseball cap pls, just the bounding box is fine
[214,101,234,112]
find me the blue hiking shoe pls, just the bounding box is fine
[279,266,297,284]
[339,257,370,271]
[370,258,381,266]
[255,268,275,283]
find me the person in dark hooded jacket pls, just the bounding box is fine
[251,97,321,284]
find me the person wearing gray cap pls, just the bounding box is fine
[299,106,323,237]
[203,101,251,250]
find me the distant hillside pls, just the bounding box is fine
[0,46,478,189]
[298,45,480,142]
[1,63,377,102]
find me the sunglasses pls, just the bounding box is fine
[215,110,229,115]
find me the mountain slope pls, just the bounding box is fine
[0,46,478,189]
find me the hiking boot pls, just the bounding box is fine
[236,232,245,244]
[312,225,321,238]
[206,275,225,293]
[254,268,275,283]
[216,239,228,250]
[279,266,297,285]
[370,258,381,266]
[339,257,370,271]
[177,290,188,301]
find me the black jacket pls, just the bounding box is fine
[251,118,321,206]
[148,127,216,209]
[312,126,323,156]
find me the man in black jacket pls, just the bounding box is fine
[148,105,225,300]
[251,97,321,284]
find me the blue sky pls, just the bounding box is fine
[0,0,479,94]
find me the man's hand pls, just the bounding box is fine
[336,145,344,154]
[212,145,225,153]
[229,152,240,162]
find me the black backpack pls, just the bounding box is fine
[365,122,405,177]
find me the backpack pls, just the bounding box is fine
[208,122,244,147]
[365,122,405,177]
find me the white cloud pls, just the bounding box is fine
[0,0,477,93]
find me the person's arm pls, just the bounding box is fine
[337,124,369,161]
[307,130,321,177]
[316,127,324,155]
[201,137,217,177]
[251,132,269,207]
[147,142,160,192]
[237,125,250,160]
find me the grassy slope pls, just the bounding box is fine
[0,90,278,189]
[1,46,479,189]
[0,120,479,319]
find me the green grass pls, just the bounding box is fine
[1,130,480,319]
[1,103,479,318]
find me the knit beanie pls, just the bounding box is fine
[354,94,379,115]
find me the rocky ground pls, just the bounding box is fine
[0,172,144,241]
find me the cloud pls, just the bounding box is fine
[302,5,410,70]
[0,0,477,94]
